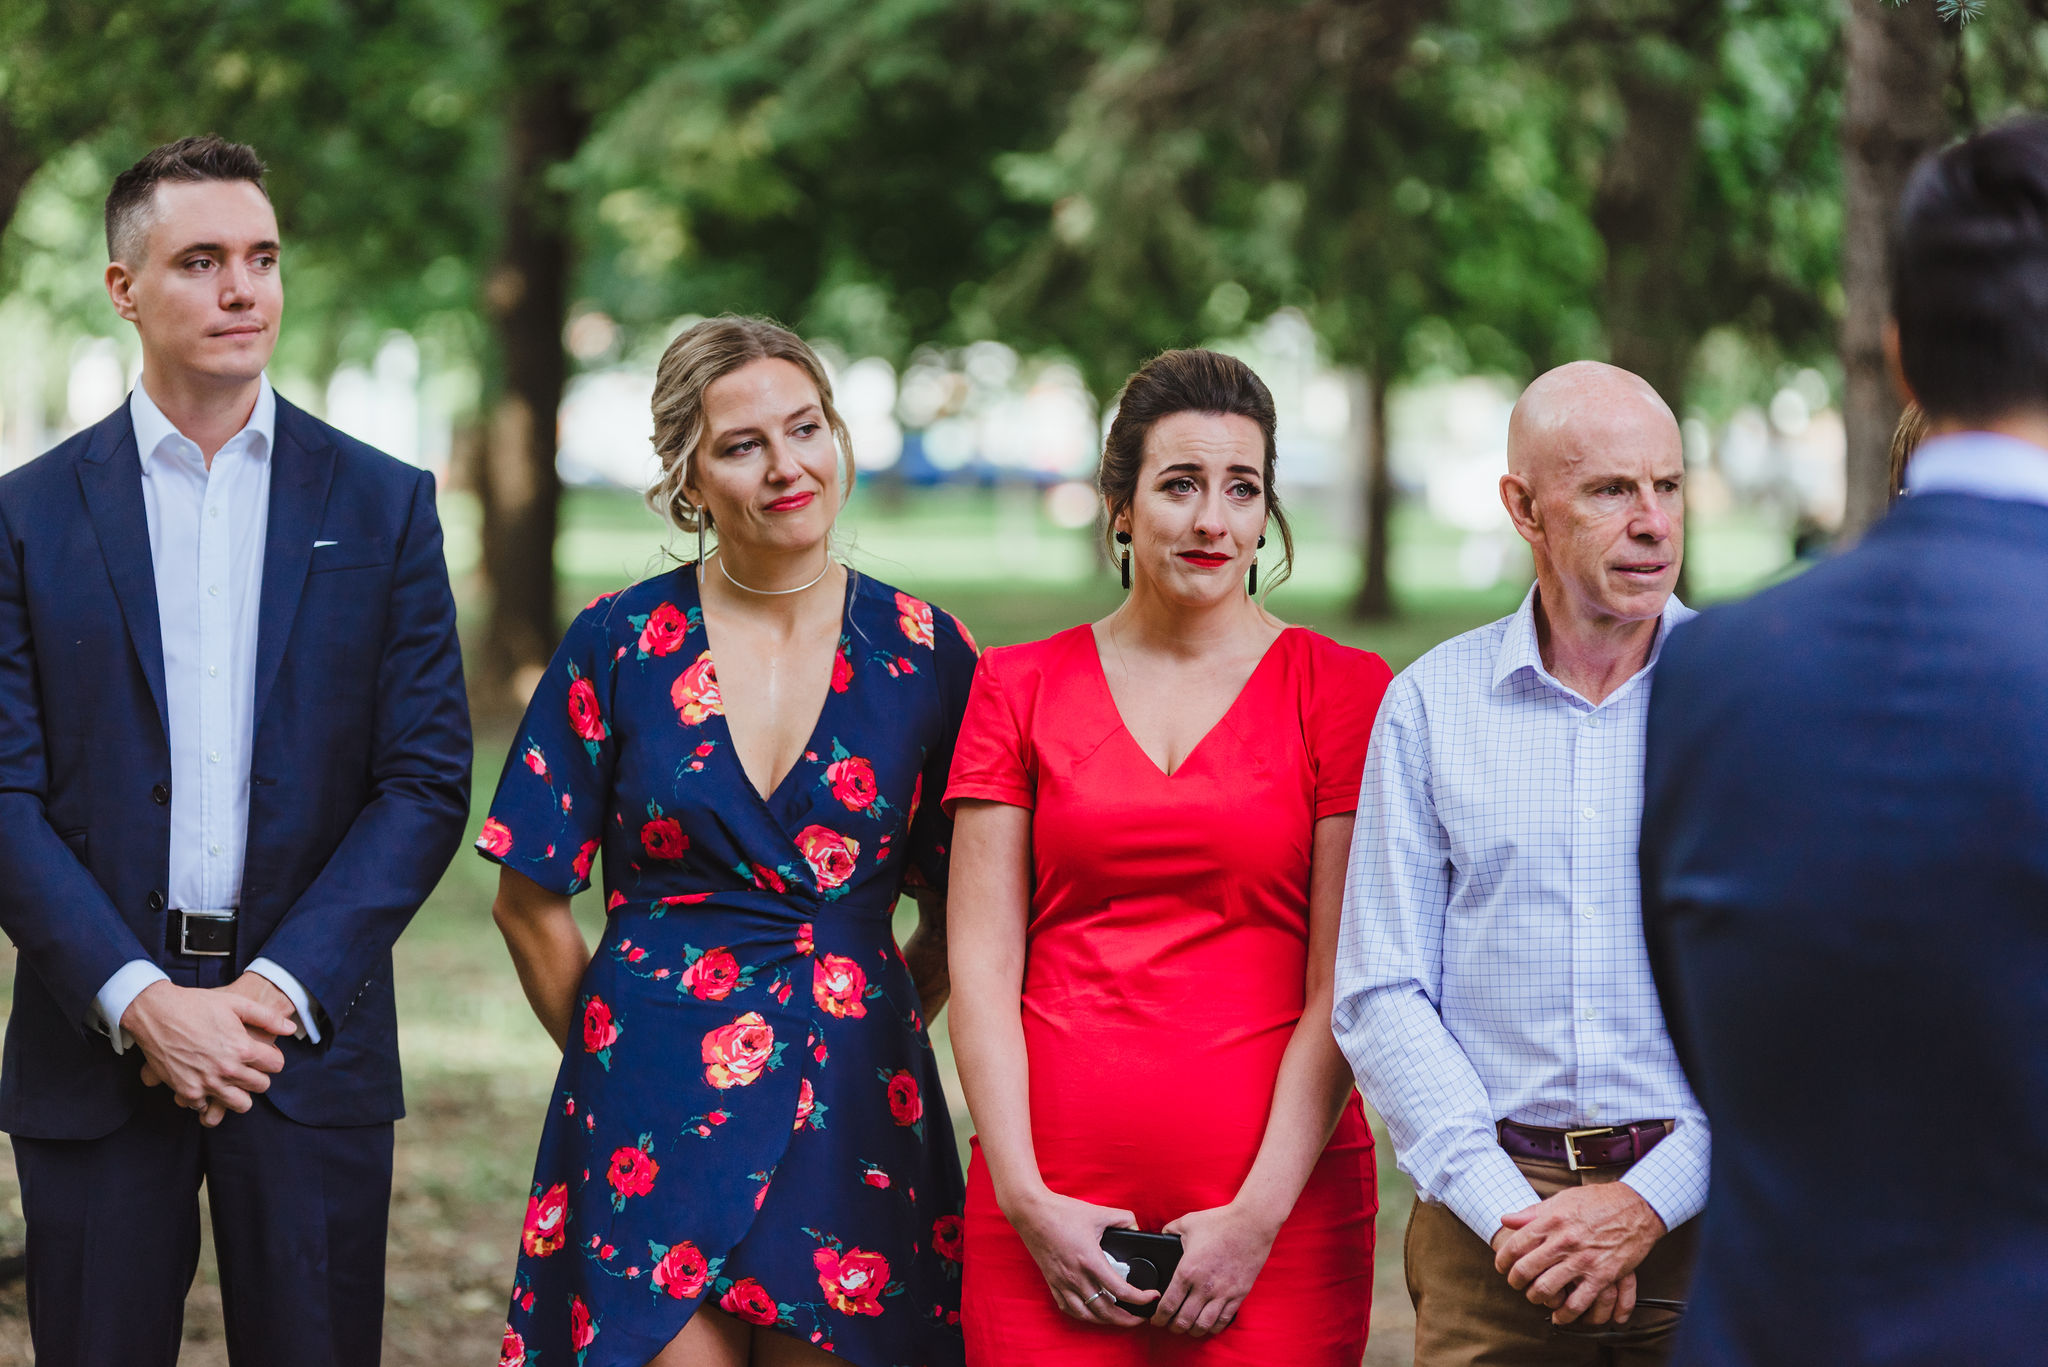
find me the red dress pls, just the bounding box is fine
[943,624,1393,1366]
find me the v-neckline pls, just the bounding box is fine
[1087,623,1297,779]
[690,564,856,812]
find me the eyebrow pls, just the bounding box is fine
[712,403,823,446]
[1157,461,1263,477]
[172,239,282,257]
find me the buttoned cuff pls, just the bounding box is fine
[1437,1146,1546,1245]
[1616,1129,1710,1231]
[248,958,323,1044]
[92,960,171,1055]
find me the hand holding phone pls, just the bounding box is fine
[1099,1229,1185,1318]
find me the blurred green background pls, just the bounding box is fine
[4,0,2044,1362]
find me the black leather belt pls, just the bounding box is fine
[170,909,235,957]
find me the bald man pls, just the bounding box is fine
[1333,362,1708,1366]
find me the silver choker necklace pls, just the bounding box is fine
[713,551,833,596]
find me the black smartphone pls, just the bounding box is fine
[1098,1229,1184,1319]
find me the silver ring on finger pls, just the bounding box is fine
[1083,1289,1110,1305]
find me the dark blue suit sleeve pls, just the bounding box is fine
[0,494,158,1030]
[249,469,471,1028]
[1640,628,1701,1086]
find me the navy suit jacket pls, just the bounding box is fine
[1641,493,2048,1365]
[0,397,471,1139]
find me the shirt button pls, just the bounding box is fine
[1579,905,1596,920]
[208,665,219,678]
[207,584,220,597]
[208,750,221,764]
[208,506,220,518]
[210,842,222,855]
[1588,1103,1603,1119]
[1581,807,1597,821]
[1582,1006,1598,1021]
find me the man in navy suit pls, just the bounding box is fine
[0,136,471,1364]
[1640,116,2048,1366]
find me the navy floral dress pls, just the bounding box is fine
[478,566,975,1367]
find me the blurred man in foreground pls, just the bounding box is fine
[1640,116,2048,1365]
[1337,361,1708,1365]
[0,135,470,1365]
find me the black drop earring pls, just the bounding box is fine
[1249,533,1266,595]
[1115,529,1132,590]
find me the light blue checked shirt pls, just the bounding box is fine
[1334,585,1710,1242]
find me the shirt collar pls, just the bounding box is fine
[1906,431,2048,510]
[130,373,277,469]
[1491,580,1696,699]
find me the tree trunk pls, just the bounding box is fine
[0,108,43,247]
[476,76,586,709]
[1349,365,1395,620]
[1593,62,1705,599]
[1840,0,1949,540]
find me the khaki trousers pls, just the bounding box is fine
[1406,1156,1700,1367]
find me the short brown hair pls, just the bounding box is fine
[647,315,854,536]
[105,135,270,263]
[1099,348,1296,594]
[1887,402,1928,505]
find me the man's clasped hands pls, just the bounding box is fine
[121,973,300,1127]
[1492,1180,1667,1328]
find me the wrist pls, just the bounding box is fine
[993,1175,1055,1227]
[1224,1196,1285,1246]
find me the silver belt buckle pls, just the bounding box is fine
[179,908,235,957]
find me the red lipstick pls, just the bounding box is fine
[765,492,815,513]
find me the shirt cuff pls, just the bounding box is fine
[247,957,323,1044]
[1436,1145,1546,1246]
[92,960,171,1055]
[1616,1129,1710,1230]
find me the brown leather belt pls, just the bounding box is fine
[1498,1118,1673,1172]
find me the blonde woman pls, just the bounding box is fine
[481,316,975,1367]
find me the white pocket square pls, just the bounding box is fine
[313,540,338,548]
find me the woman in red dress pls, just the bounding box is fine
[943,349,1392,1365]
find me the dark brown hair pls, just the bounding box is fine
[105,135,270,262]
[1099,348,1296,594]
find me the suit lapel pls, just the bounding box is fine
[253,399,336,727]
[77,410,169,735]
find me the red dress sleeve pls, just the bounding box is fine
[1307,638,1395,820]
[943,647,1035,814]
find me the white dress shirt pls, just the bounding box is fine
[1333,585,1709,1241]
[1907,430,2048,508]
[91,376,320,1050]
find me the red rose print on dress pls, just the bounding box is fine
[794,922,814,955]
[894,591,935,649]
[521,1182,569,1257]
[641,816,688,860]
[607,1141,660,1207]
[680,946,741,1001]
[672,651,723,725]
[825,755,878,813]
[567,674,607,743]
[649,1240,711,1299]
[498,1324,526,1367]
[702,1011,781,1088]
[831,644,853,693]
[813,1245,892,1317]
[885,1069,923,1126]
[476,817,513,857]
[638,602,690,657]
[947,611,979,653]
[522,744,549,779]
[793,1075,828,1131]
[572,839,598,884]
[569,1294,596,1350]
[720,1277,780,1326]
[933,1213,964,1262]
[582,996,619,1068]
[748,862,787,893]
[812,953,869,1019]
[794,825,860,894]
[861,1164,890,1188]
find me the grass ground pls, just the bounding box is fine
[0,485,1794,1365]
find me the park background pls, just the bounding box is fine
[0,1,2037,1362]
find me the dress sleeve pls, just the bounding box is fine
[473,597,620,895]
[1308,643,1396,820]
[902,609,980,894]
[942,646,1034,815]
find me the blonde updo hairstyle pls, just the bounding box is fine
[648,315,855,537]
